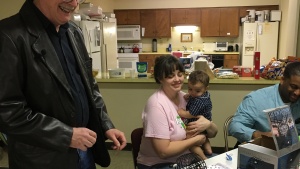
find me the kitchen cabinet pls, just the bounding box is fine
[200,8,239,37]
[224,54,239,68]
[139,54,161,73]
[140,9,171,38]
[170,8,200,26]
[114,10,140,25]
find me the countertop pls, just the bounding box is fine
[96,76,279,85]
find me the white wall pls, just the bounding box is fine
[278,0,300,58]
[0,0,25,20]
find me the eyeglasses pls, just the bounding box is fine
[63,0,85,4]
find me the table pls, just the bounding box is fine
[204,149,238,169]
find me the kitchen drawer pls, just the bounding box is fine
[224,55,239,60]
[139,55,154,60]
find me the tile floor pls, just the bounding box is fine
[0,147,134,169]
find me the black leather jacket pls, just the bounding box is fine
[0,1,114,168]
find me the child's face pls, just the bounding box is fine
[187,81,208,98]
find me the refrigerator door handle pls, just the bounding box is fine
[101,44,108,78]
[85,25,92,55]
[95,26,101,47]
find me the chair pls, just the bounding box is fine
[131,128,143,169]
[223,115,234,152]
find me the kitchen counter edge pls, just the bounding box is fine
[96,77,279,85]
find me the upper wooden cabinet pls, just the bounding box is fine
[170,9,201,26]
[114,10,140,25]
[140,9,171,38]
[201,8,239,37]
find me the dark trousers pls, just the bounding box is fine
[77,148,96,169]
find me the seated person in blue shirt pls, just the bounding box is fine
[228,61,300,146]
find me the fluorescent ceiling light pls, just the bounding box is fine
[174,26,198,33]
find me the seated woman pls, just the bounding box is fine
[137,55,218,169]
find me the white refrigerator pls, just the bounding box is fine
[241,22,279,68]
[77,19,118,78]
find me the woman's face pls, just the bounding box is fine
[160,70,184,95]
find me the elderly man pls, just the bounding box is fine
[0,0,126,169]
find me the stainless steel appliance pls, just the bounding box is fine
[75,19,118,78]
[215,42,228,52]
[207,54,224,68]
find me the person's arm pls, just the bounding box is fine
[228,96,270,143]
[74,24,127,149]
[177,108,197,119]
[151,134,206,159]
[186,115,218,138]
[0,31,73,152]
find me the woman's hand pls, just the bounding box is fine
[186,115,210,135]
[186,115,218,138]
[193,134,207,146]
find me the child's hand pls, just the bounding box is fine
[183,94,190,101]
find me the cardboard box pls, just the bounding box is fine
[233,66,252,77]
[238,136,300,169]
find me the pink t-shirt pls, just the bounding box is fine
[137,89,189,166]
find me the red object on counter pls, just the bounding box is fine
[254,52,260,79]
[233,66,252,77]
[132,44,139,53]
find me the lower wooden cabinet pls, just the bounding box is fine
[224,54,239,68]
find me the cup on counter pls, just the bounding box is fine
[92,68,99,77]
[129,69,136,78]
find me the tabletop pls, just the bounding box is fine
[205,148,238,169]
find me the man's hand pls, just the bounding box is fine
[70,128,97,151]
[105,129,127,150]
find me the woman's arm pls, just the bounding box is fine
[186,115,218,138]
[151,134,206,159]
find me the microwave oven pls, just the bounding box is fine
[117,25,141,41]
[215,42,228,51]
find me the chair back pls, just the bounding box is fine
[131,128,143,169]
[223,115,234,152]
